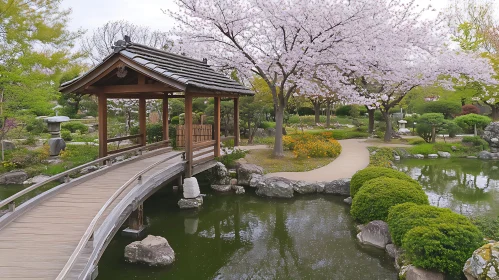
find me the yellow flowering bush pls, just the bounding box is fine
[283,132,342,158]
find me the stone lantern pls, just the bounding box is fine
[45,116,70,156]
[398,120,410,134]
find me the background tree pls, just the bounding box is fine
[454,113,492,136]
[415,100,462,119]
[417,113,447,143]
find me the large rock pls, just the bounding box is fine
[237,164,264,186]
[0,171,28,185]
[292,181,320,194]
[23,175,50,185]
[343,197,352,205]
[400,265,445,280]
[437,151,451,158]
[356,220,392,249]
[428,154,439,159]
[463,242,499,280]
[80,165,98,175]
[124,235,175,266]
[48,137,66,156]
[183,177,200,199]
[478,151,499,160]
[178,196,203,209]
[256,177,294,198]
[413,154,424,159]
[231,185,245,194]
[249,173,264,188]
[211,162,231,185]
[483,122,499,153]
[1,140,15,151]
[324,179,350,196]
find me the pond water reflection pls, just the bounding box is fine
[97,189,397,280]
[396,158,499,218]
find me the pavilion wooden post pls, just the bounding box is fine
[139,97,147,146]
[233,97,240,146]
[98,93,108,158]
[214,97,221,157]
[162,94,169,144]
[185,94,193,177]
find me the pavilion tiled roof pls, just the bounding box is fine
[60,42,253,95]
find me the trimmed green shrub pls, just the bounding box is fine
[25,118,47,134]
[403,223,483,276]
[61,130,72,141]
[61,122,88,134]
[415,100,461,118]
[455,113,492,134]
[462,136,489,150]
[368,148,394,168]
[350,177,428,223]
[260,121,276,129]
[408,138,426,145]
[387,203,475,246]
[350,167,418,198]
[335,105,352,116]
[146,124,163,143]
[171,116,180,125]
[470,215,499,240]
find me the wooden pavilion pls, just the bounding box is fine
[59,39,253,177]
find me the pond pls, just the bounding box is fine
[396,158,499,218]
[97,188,397,280]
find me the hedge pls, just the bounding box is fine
[387,203,484,276]
[350,177,428,223]
[350,167,418,198]
[61,121,89,134]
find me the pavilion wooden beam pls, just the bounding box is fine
[98,93,108,158]
[139,98,147,146]
[84,84,177,94]
[105,93,185,99]
[185,94,193,177]
[214,97,221,157]
[233,97,240,146]
[162,94,169,143]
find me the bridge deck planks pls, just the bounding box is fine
[0,151,183,279]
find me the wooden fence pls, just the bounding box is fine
[176,125,213,147]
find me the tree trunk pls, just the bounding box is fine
[326,103,331,127]
[248,121,253,144]
[382,111,392,142]
[431,126,436,143]
[273,104,285,157]
[367,107,375,134]
[492,105,499,121]
[474,124,477,137]
[313,102,320,124]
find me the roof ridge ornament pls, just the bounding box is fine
[112,35,132,53]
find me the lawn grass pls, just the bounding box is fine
[244,149,335,173]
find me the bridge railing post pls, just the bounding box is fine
[8,201,15,212]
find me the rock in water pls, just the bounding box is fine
[324,179,351,196]
[428,154,439,159]
[483,122,499,153]
[463,242,499,280]
[413,154,424,159]
[437,151,451,158]
[211,162,231,185]
[210,185,232,192]
[232,185,245,194]
[292,181,319,194]
[0,171,28,185]
[249,174,264,188]
[399,265,444,280]
[23,175,50,185]
[343,197,352,205]
[183,177,200,199]
[124,235,175,266]
[237,164,264,186]
[256,177,294,198]
[178,196,203,209]
[356,220,392,249]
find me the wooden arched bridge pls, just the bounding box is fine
[0,40,252,279]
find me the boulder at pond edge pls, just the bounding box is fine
[124,235,175,266]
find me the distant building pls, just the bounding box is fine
[424,96,439,102]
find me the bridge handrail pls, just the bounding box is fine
[56,151,183,280]
[0,140,170,210]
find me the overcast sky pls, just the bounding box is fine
[61,0,467,34]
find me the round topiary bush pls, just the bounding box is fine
[350,177,428,223]
[402,223,484,276]
[350,167,418,198]
[387,202,475,246]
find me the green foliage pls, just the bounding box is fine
[374,110,384,121]
[350,177,429,223]
[218,148,248,168]
[415,123,433,143]
[388,203,484,276]
[171,116,180,125]
[61,122,89,134]
[350,167,417,198]
[252,136,275,146]
[454,114,492,132]
[368,147,395,168]
[283,132,342,158]
[470,216,499,240]
[169,99,185,117]
[25,118,47,135]
[462,136,489,150]
[287,114,301,124]
[60,130,72,141]
[146,124,163,143]
[260,121,276,129]
[60,144,98,167]
[408,138,426,145]
[8,147,49,168]
[330,129,369,140]
[445,120,462,138]
[336,105,352,116]
[415,100,461,118]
